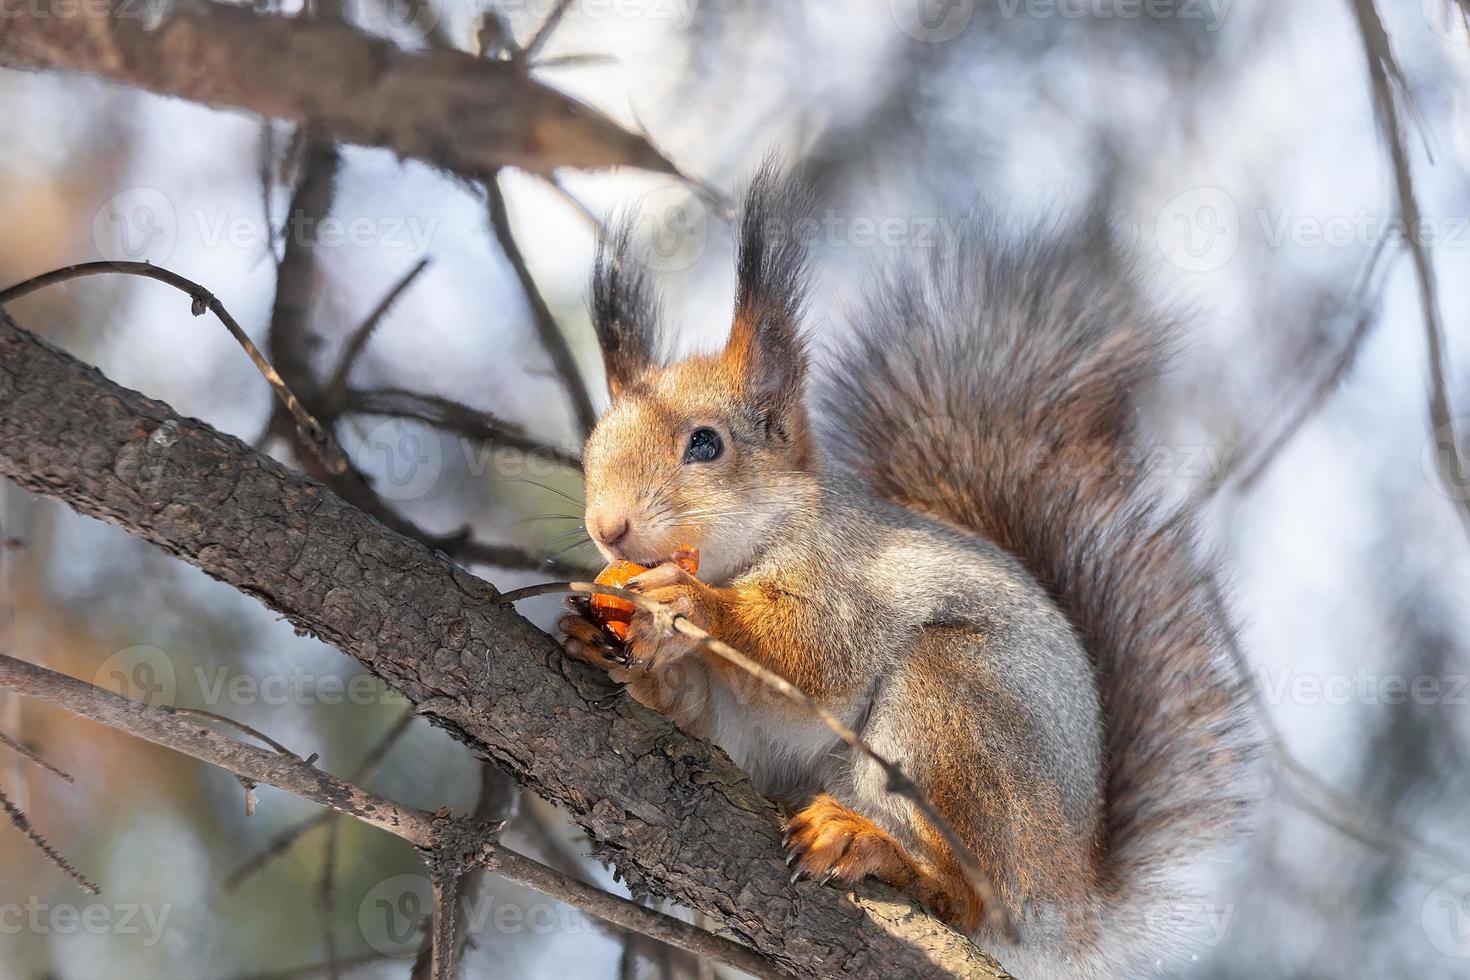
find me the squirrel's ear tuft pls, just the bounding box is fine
[726,160,814,434]
[591,219,663,399]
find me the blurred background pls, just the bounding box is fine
[1,0,1469,977]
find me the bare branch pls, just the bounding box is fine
[1205,578,1470,873]
[0,652,785,979]
[341,387,582,470]
[169,706,310,760]
[0,261,347,475]
[0,651,437,844]
[1227,240,1398,495]
[0,782,99,893]
[0,2,678,179]
[427,853,461,980]
[1347,0,1470,545]
[322,258,433,407]
[523,0,577,63]
[227,708,416,891]
[318,816,343,980]
[487,173,598,439]
[0,728,74,783]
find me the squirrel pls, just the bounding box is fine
[559,165,1262,978]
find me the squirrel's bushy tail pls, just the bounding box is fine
[820,219,1262,978]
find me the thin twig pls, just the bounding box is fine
[499,581,1016,939]
[0,729,74,783]
[487,173,598,438]
[521,0,576,63]
[319,818,342,980]
[322,257,433,407]
[1230,241,1398,494]
[341,387,582,470]
[0,783,100,893]
[1348,0,1470,546]
[542,174,608,236]
[168,706,307,759]
[0,261,347,474]
[1205,578,1470,872]
[227,707,416,890]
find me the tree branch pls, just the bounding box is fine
[0,2,677,179]
[0,650,785,980]
[0,311,1006,978]
[487,173,598,439]
[1347,0,1470,545]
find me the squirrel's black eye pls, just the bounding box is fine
[683,427,723,464]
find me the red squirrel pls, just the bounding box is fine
[560,165,1261,978]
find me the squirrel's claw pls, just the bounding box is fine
[559,614,631,671]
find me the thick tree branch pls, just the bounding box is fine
[0,2,677,179]
[0,312,1006,977]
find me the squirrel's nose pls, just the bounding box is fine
[593,515,631,550]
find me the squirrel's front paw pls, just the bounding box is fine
[623,562,708,672]
[559,602,631,675]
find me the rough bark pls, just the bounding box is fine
[0,313,1007,978]
[0,2,675,178]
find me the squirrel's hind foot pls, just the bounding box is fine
[783,794,982,932]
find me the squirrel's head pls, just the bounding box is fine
[581,169,816,583]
